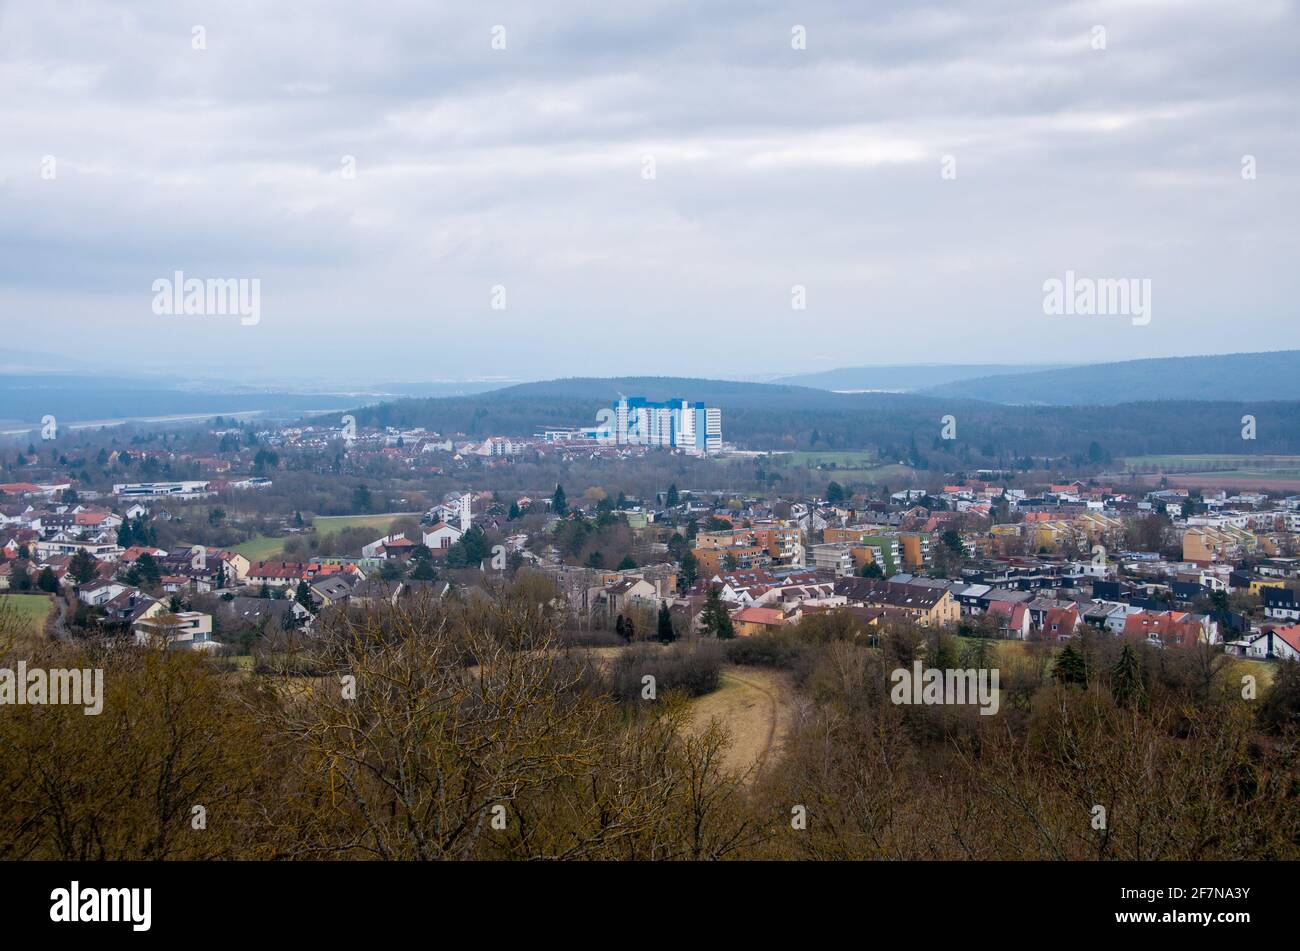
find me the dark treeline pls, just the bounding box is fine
[342,380,1300,458]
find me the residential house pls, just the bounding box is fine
[134,611,220,651]
[1227,626,1300,662]
[833,577,960,627]
[732,605,795,636]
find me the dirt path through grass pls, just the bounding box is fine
[686,666,794,782]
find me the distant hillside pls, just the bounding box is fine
[497,377,859,408]
[775,364,1072,392]
[338,376,1300,459]
[921,351,1300,405]
[0,374,358,429]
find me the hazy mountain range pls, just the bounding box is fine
[3,349,1296,432]
[772,364,1074,392]
[775,351,1300,404]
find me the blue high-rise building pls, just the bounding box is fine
[606,397,721,454]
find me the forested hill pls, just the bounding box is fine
[338,377,1300,459]
[774,364,1071,392]
[920,350,1300,405]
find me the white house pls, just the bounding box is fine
[1227,626,1300,662]
[422,522,463,550]
[78,579,130,606]
[134,611,220,651]
[361,533,407,559]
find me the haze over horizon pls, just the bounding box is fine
[1,345,1293,393]
[3,1,1297,383]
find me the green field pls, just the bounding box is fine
[231,534,289,561]
[0,593,54,639]
[784,451,887,467]
[1228,657,1276,691]
[722,452,917,482]
[230,513,419,562]
[816,465,917,482]
[311,513,419,537]
[1123,454,1300,470]
[1182,468,1300,479]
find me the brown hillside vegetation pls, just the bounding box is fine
[0,589,1297,861]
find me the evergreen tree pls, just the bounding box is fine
[826,481,845,504]
[135,552,161,586]
[960,632,993,670]
[701,586,735,639]
[1053,641,1089,687]
[294,580,314,610]
[551,484,568,516]
[666,484,679,507]
[680,550,698,590]
[1111,642,1144,708]
[36,566,58,593]
[615,615,626,640]
[410,558,436,580]
[657,602,675,643]
[352,484,373,513]
[616,554,637,570]
[68,548,98,584]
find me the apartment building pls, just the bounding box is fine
[607,397,722,454]
[834,577,961,627]
[900,532,931,571]
[1183,525,1255,566]
[113,481,213,500]
[811,543,858,577]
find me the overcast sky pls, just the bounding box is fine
[2,0,1297,386]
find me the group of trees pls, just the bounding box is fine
[614,603,678,645]
[1,585,1298,861]
[0,591,757,860]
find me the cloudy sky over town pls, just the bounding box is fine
[2,0,1297,385]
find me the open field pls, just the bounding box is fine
[1129,471,1300,492]
[553,645,796,781]
[0,593,54,641]
[1118,455,1300,490]
[783,450,888,467]
[310,513,419,537]
[1226,657,1276,691]
[685,667,795,782]
[230,513,421,562]
[1122,454,1300,472]
[720,451,917,481]
[817,465,918,483]
[231,534,287,561]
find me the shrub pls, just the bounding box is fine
[607,641,723,702]
[724,633,804,669]
[557,628,624,648]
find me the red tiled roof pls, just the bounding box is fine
[732,606,787,626]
